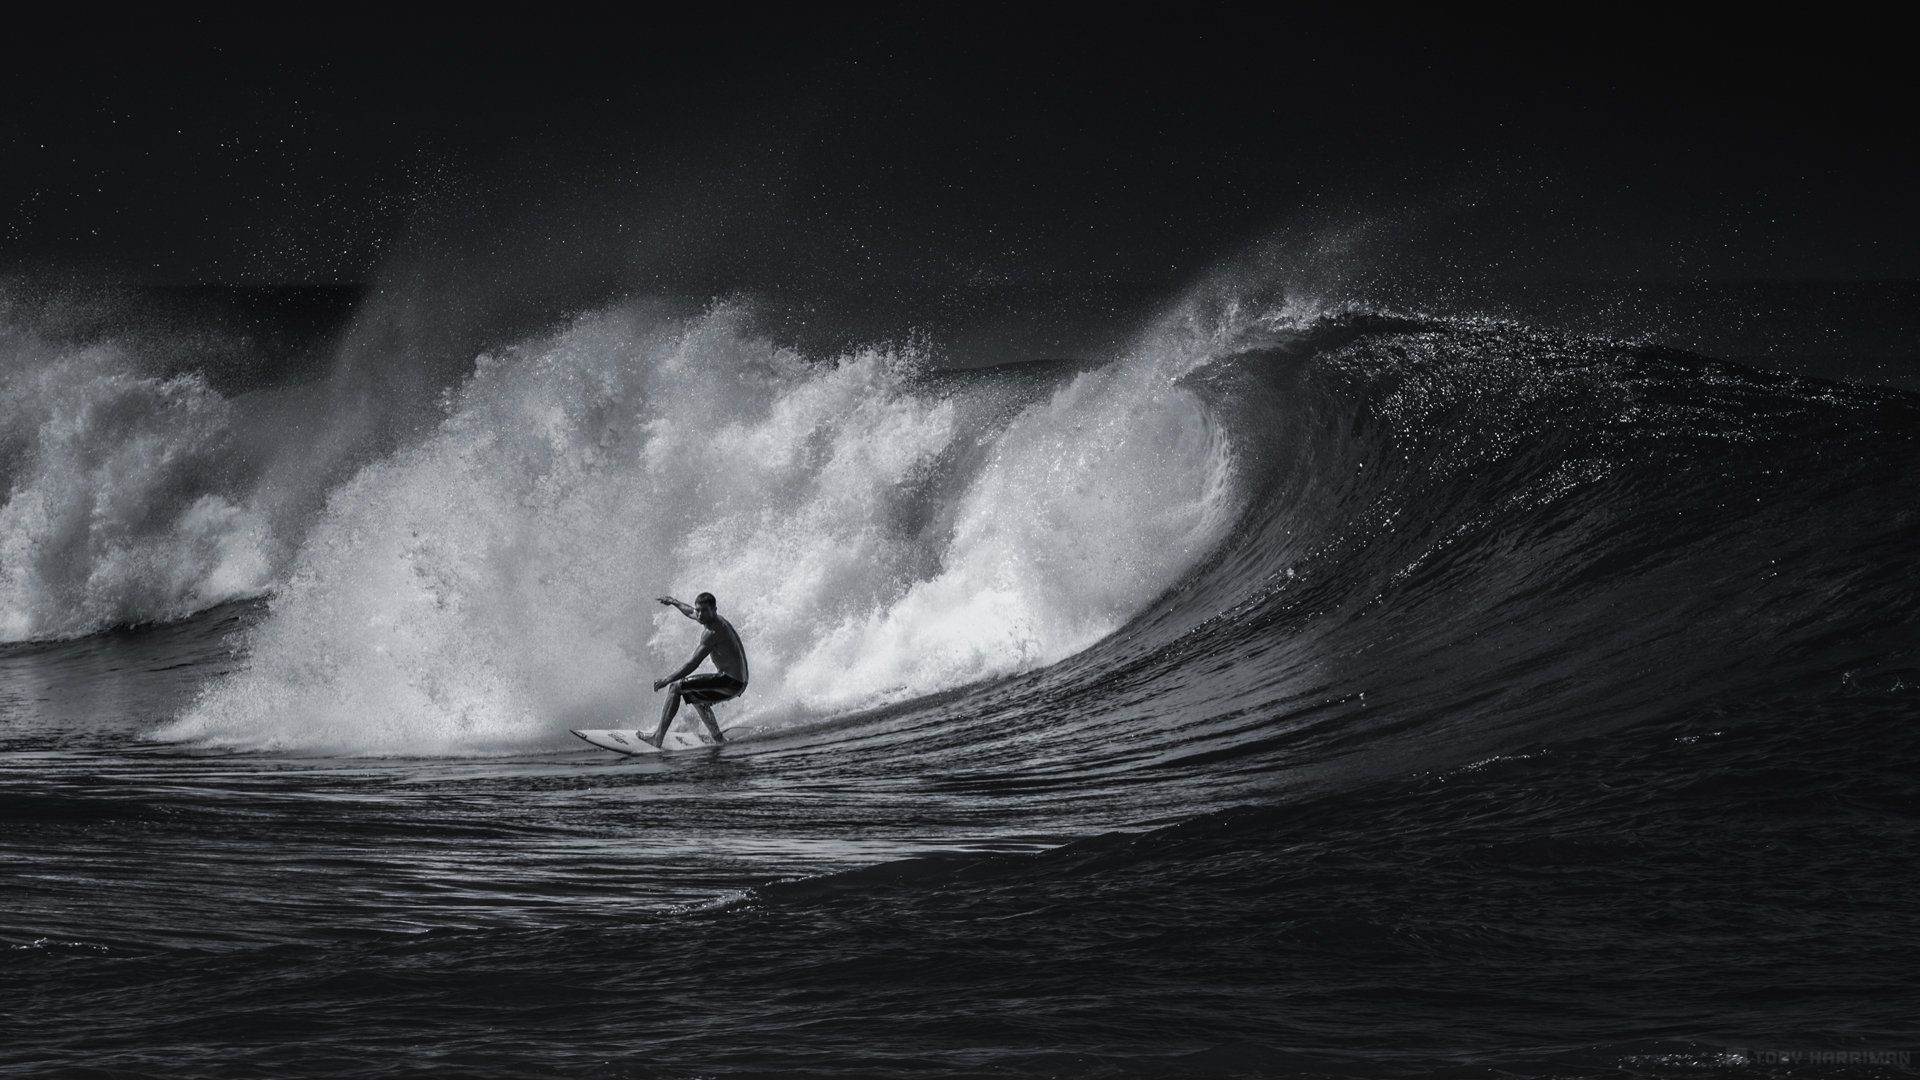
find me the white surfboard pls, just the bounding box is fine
[571,728,718,755]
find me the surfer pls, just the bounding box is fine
[643,592,749,748]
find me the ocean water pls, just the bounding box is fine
[2,276,1916,1078]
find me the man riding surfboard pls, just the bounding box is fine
[644,592,749,748]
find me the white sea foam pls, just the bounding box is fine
[0,343,275,641]
[162,299,1239,753]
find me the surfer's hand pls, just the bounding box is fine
[655,596,675,606]
[652,678,668,692]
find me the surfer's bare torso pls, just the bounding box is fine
[694,614,749,684]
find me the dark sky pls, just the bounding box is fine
[2,15,1914,294]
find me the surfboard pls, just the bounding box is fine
[571,728,718,755]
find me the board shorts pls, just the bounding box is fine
[678,674,746,704]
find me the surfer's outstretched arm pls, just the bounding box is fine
[656,596,698,620]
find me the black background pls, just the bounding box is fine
[4,15,1911,285]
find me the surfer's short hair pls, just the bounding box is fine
[695,592,717,609]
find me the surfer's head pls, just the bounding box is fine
[694,592,718,620]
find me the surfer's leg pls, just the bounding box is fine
[645,685,683,748]
[694,704,724,743]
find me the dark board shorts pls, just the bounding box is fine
[679,674,746,704]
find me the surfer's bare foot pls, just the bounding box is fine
[637,732,663,749]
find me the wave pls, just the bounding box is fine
[0,272,593,645]
[0,331,274,641]
[12,258,1915,776]
[159,300,1239,752]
